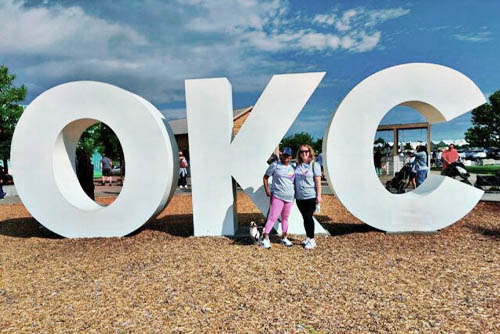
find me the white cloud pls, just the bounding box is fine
[352,31,381,52]
[181,2,408,54]
[0,1,147,56]
[312,13,334,25]
[454,31,493,42]
[365,8,410,27]
[335,9,358,32]
[183,0,282,33]
[307,7,409,53]
[0,0,409,107]
[312,7,409,30]
[298,33,328,51]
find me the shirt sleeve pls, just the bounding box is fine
[313,162,322,177]
[265,162,277,177]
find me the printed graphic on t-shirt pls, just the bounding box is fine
[295,164,310,177]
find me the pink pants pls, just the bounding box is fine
[264,196,294,235]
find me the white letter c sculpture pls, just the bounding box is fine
[11,81,178,238]
[323,63,485,232]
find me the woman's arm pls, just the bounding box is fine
[263,175,271,197]
[314,176,322,203]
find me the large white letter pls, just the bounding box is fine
[185,73,327,236]
[323,63,485,232]
[11,81,178,238]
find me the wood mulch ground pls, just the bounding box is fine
[1,194,499,333]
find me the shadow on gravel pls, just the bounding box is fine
[0,218,62,239]
[140,213,266,239]
[1,214,378,240]
[320,221,379,236]
[468,225,500,240]
[140,214,194,237]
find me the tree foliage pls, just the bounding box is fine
[465,90,500,148]
[0,66,27,173]
[77,122,124,175]
[78,123,123,160]
[280,132,321,157]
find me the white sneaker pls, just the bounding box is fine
[260,238,271,249]
[281,237,293,247]
[304,239,316,250]
[301,237,310,246]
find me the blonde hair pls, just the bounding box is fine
[296,144,315,164]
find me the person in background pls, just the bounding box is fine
[261,147,295,249]
[267,151,279,165]
[0,164,6,199]
[315,152,325,180]
[100,153,113,186]
[441,144,459,171]
[414,145,429,187]
[76,148,95,200]
[431,151,437,168]
[436,150,442,168]
[294,144,322,250]
[374,149,383,176]
[178,151,189,189]
[405,151,416,190]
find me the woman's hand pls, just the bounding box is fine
[316,195,322,203]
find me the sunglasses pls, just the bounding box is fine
[299,150,310,154]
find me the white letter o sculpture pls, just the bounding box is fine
[323,63,485,232]
[11,81,178,238]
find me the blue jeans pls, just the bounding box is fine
[416,170,428,187]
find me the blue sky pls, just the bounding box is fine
[1,0,499,142]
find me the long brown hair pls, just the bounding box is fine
[295,144,316,164]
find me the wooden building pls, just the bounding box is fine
[168,106,253,160]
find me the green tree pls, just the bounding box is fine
[465,90,500,148]
[0,66,27,173]
[77,122,124,176]
[280,132,316,157]
[313,137,323,154]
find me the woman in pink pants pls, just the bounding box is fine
[261,147,295,249]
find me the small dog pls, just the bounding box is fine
[249,221,261,243]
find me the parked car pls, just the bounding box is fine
[463,149,487,160]
[111,165,122,176]
[486,147,500,159]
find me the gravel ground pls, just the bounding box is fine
[1,194,499,334]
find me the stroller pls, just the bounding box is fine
[385,163,413,194]
[441,161,471,185]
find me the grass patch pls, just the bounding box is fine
[465,165,500,174]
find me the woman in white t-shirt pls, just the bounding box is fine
[294,145,322,249]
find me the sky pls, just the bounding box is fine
[1,0,499,142]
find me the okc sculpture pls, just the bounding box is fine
[10,63,485,238]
